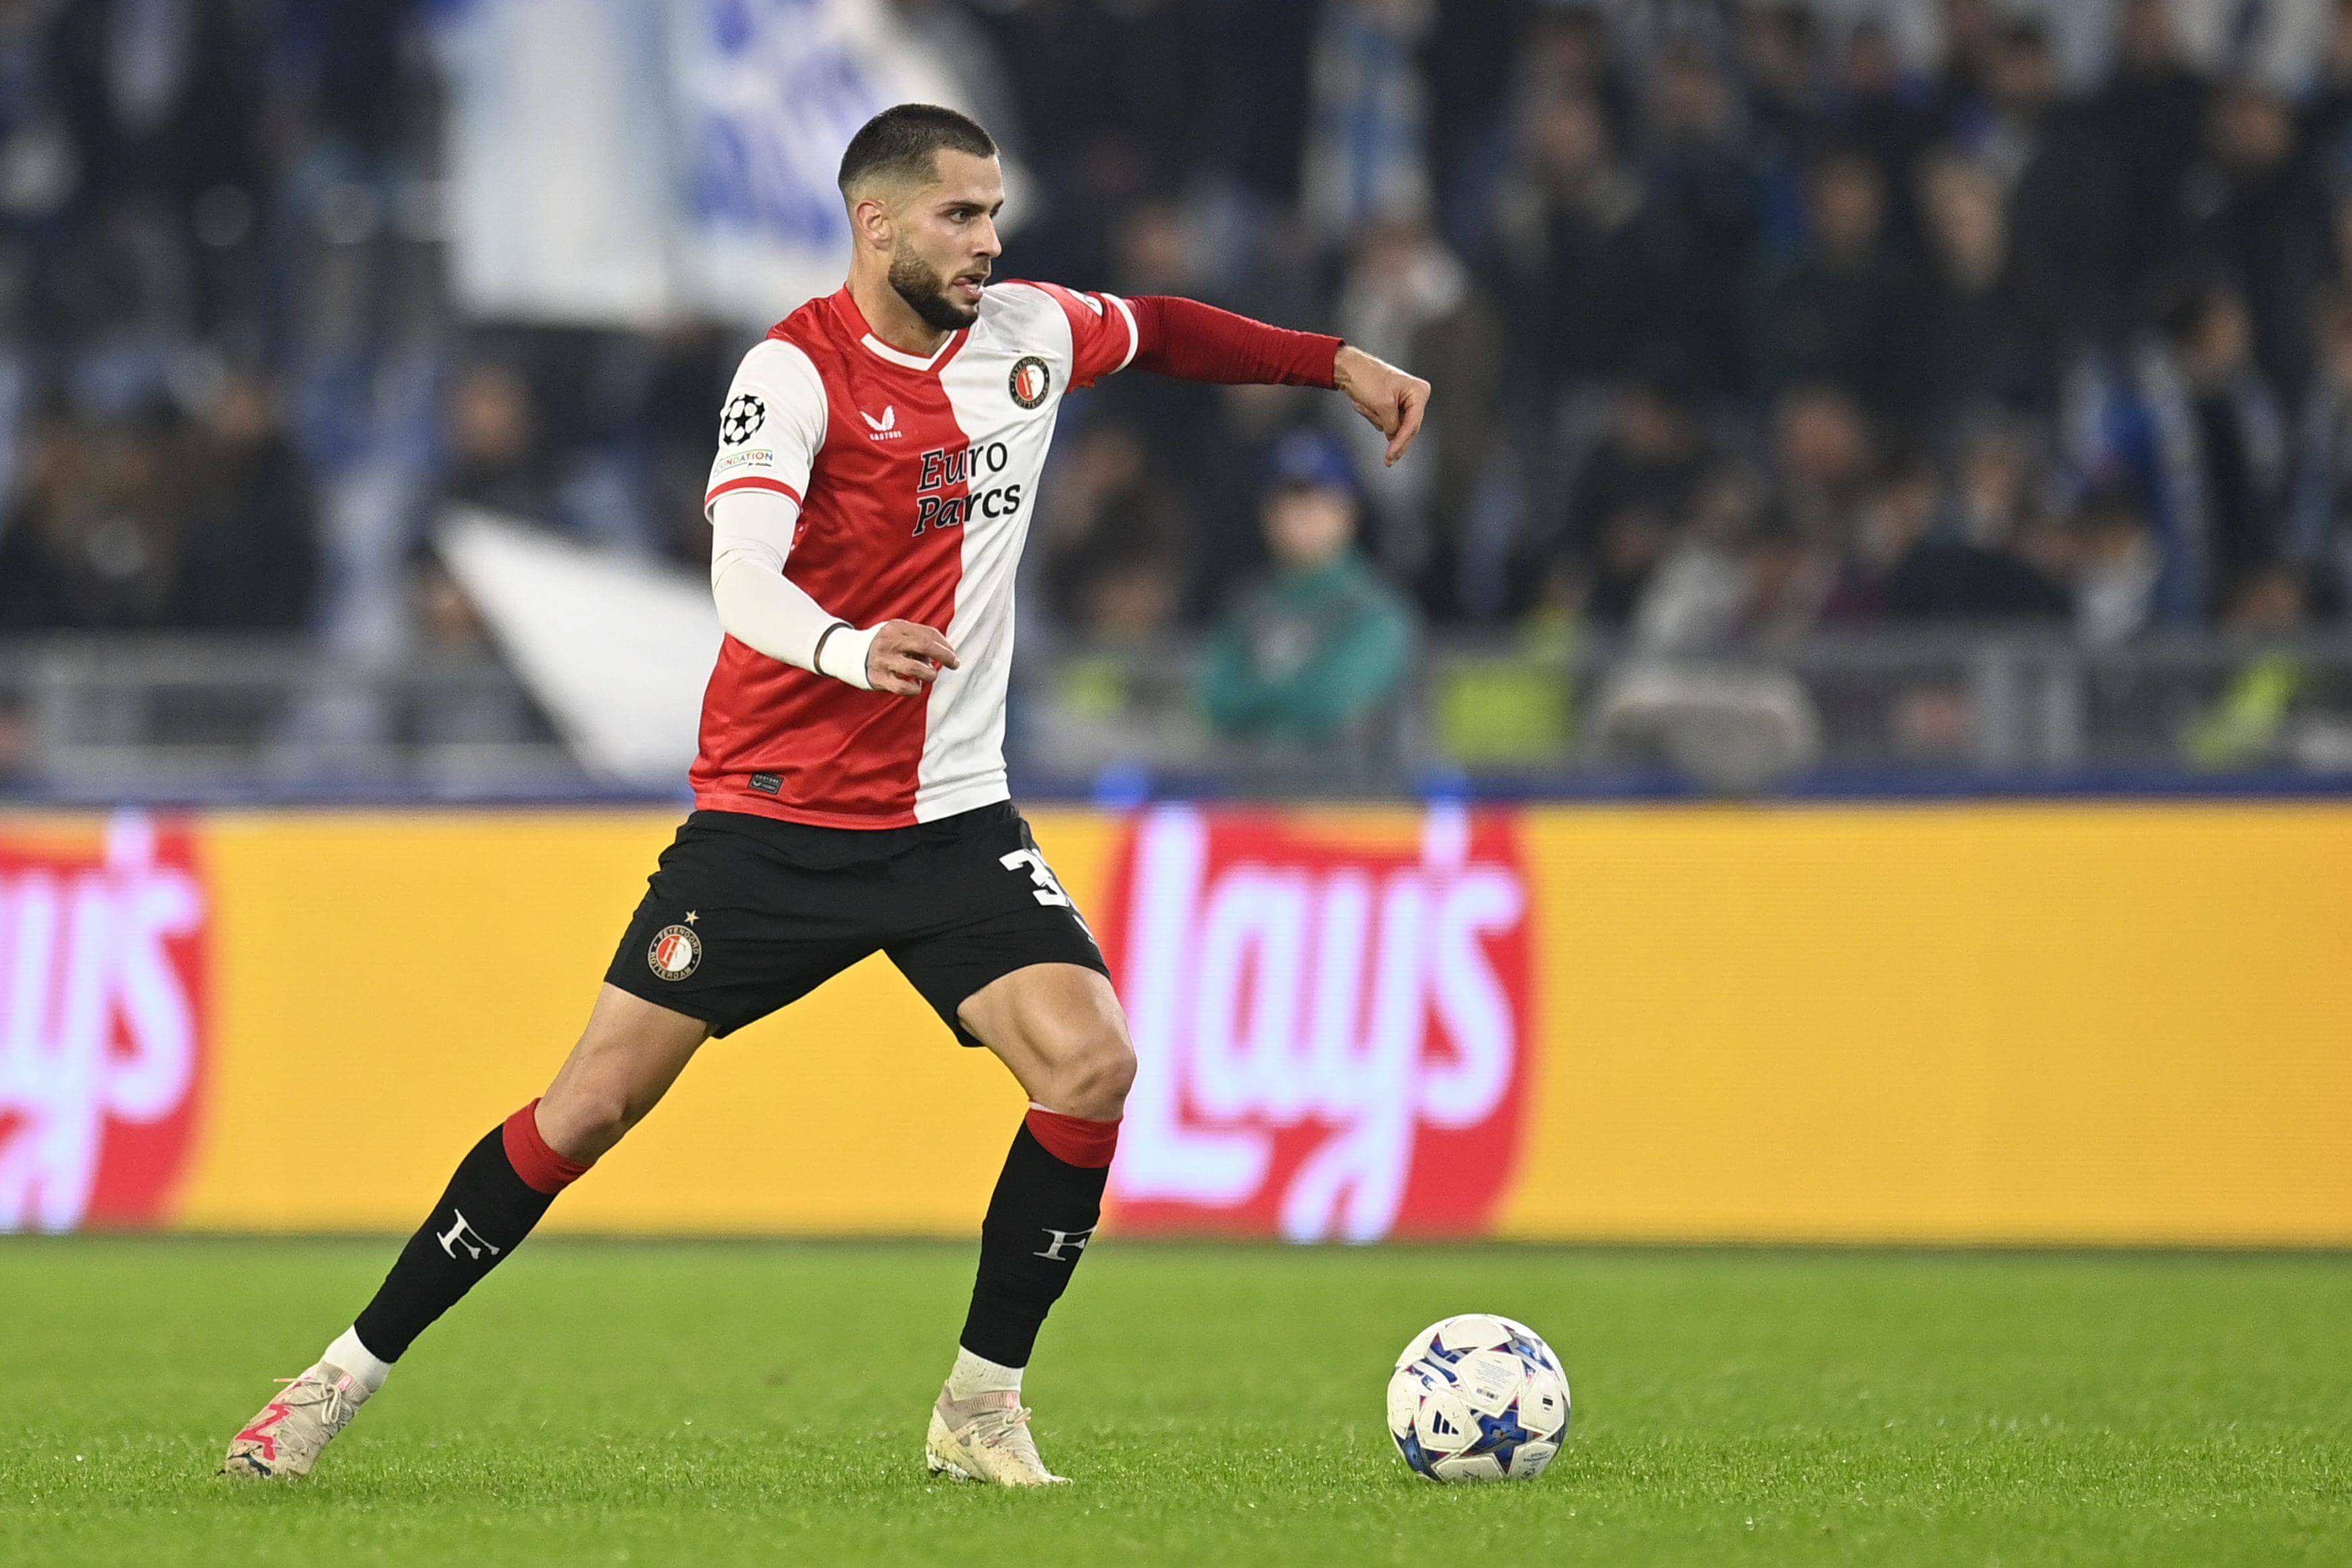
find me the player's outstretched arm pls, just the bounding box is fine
[1116,293,1431,465]
[1332,345,1432,468]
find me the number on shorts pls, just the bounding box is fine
[1001,847,1089,932]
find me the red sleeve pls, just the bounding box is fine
[1127,295,1342,390]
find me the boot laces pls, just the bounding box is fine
[971,1403,1035,1450]
[272,1374,357,1431]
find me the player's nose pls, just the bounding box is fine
[975,219,1002,260]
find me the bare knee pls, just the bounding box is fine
[1036,1028,1136,1121]
[535,1077,638,1163]
[535,986,708,1163]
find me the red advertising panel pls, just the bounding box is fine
[1095,805,1533,1241]
[0,817,208,1231]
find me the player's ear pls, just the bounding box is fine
[847,191,894,253]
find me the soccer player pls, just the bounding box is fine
[221,104,1429,1487]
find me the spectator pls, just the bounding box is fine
[1828,19,1945,256]
[1035,425,1190,641]
[1770,382,1875,547]
[175,372,323,631]
[0,402,200,632]
[2069,477,2163,647]
[441,358,555,526]
[1739,4,1830,181]
[2089,0,2209,311]
[2290,291,2352,609]
[1919,150,2058,421]
[1199,431,1417,745]
[1509,5,1630,142]
[1486,92,1660,402]
[2126,279,2291,621]
[1934,0,2009,127]
[1865,451,2071,625]
[1757,145,1933,422]
[1549,370,1714,622]
[1638,41,1764,398]
[2179,79,2331,397]
[1630,462,1766,653]
[1968,18,2122,353]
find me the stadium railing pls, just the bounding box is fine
[4,629,2351,803]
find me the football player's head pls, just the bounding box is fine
[839,104,1003,332]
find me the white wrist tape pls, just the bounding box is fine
[814,621,880,690]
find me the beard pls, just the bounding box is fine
[889,246,980,331]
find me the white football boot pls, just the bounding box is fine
[924,1387,1067,1486]
[219,1364,371,1479]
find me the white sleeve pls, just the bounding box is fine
[709,487,878,688]
[704,339,828,521]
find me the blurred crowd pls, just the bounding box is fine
[7,0,2352,721]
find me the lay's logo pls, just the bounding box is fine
[1099,807,1531,1242]
[0,817,206,1232]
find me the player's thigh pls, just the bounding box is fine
[537,983,711,1161]
[605,816,880,1039]
[957,962,1136,1121]
[880,805,1126,1108]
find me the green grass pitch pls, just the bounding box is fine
[2,1237,2347,1565]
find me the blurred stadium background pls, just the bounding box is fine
[0,0,2347,1252]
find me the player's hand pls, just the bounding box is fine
[866,620,959,696]
[1334,345,1431,467]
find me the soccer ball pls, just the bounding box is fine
[1386,1313,1571,1482]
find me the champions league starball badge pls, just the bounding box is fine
[720,393,766,446]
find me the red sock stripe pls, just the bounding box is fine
[1024,1106,1121,1168]
[502,1098,590,1195]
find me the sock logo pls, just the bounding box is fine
[437,1209,501,1261]
[1034,1225,1094,1261]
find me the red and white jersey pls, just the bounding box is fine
[692,281,1140,827]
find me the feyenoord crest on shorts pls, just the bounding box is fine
[1009,355,1051,408]
[647,923,702,980]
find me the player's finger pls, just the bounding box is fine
[1385,388,1429,466]
[911,627,961,668]
[1358,392,1399,438]
[888,655,944,686]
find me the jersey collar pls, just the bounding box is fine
[832,286,970,373]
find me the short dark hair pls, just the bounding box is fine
[837,104,996,196]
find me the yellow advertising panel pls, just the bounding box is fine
[1,801,2345,1243]
[1499,805,2352,1245]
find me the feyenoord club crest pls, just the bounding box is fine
[647,923,702,980]
[1009,355,1051,409]
[719,392,765,447]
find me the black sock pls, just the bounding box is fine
[958,1116,1115,1368]
[351,1105,580,1362]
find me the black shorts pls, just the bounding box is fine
[603,801,1107,1046]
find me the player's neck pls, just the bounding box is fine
[847,272,954,359]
